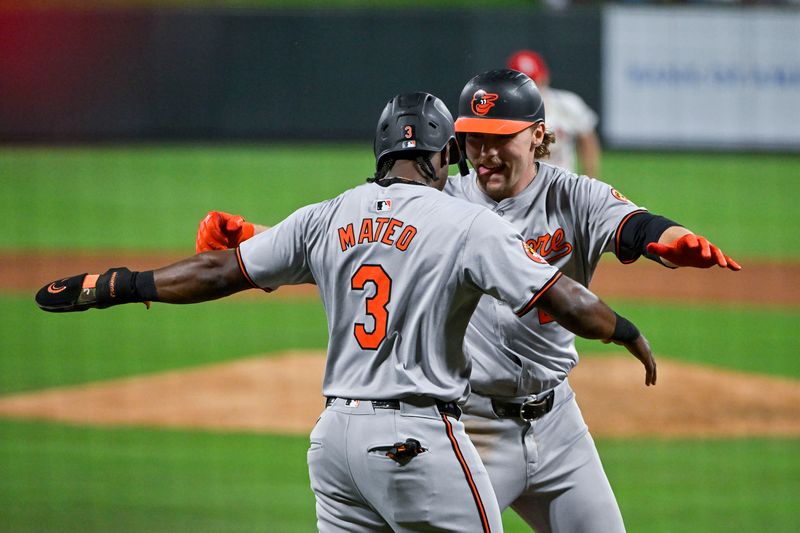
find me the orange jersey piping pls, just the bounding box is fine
[441,414,492,532]
[515,271,563,318]
[235,247,271,292]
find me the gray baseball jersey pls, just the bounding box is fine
[237,179,563,532]
[445,162,644,396]
[238,180,562,402]
[445,163,644,532]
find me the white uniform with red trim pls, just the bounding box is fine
[541,87,598,173]
[238,179,562,533]
[444,163,644,533]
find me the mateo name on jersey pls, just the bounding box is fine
[337,217,418,253]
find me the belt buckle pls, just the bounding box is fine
[519,395,549,422]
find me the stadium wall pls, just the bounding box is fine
[0,8,601,142]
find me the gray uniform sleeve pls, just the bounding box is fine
[574,177,645,263]
[236,204,317,290]
[461,210,562,317]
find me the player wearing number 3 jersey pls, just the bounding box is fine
[60,91,651,532]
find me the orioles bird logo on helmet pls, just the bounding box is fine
[471,90,499,116]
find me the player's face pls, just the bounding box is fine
[465,123,543,201]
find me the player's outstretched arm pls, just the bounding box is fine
[35,249,251,313]
[537,275,656,386]
[646,226,741,270]
[619,212,740,271]
[196,211,267,253]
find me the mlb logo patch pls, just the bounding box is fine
[375,199,392,212]
[402,140,416,148]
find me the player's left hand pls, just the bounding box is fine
[646,234,741,271]
[604,334,657,386]
[196,211,255,253]
[35,269,151,313]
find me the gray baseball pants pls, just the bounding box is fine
[461,379,625,533]
[308,397,504,532]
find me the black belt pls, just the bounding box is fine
[325,397,461,420]
[491,389,555,422]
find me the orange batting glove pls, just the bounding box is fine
[646,234,741,271]
[195,211,255,253]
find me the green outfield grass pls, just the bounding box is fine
[599,438,800,532]
[0,145,370,252]
[1,420,798,533]
[601,151,800,259]
[575,300,800,380]
[0,420,316,533]
[1,145,798,532]
[0,295,329,394]
[1,145,799,258]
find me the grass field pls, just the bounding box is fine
[1,145,798,532]
[2,146,798,258]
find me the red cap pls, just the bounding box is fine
[507,50,549,85]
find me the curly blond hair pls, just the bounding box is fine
[535,129,556,160]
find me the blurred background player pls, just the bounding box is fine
[507,49,601,177]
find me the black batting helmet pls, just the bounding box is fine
[374,92,461,170]
[455,69,545,135]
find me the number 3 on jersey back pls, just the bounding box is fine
[351,264,392,350]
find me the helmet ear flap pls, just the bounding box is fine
[455,133,470,176]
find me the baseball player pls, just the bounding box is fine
[36,91,656,533]
[198,71,739,532]
[448,69,739,532]
[508,49,601,177]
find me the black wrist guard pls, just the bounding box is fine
[95,268,159,308]
[611,312,640,343]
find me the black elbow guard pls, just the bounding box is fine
[617,212,682,263]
